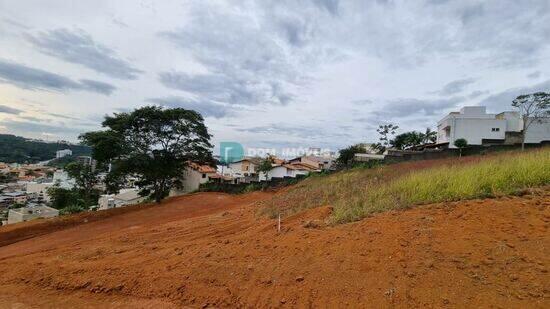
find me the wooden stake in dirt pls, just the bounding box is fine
[278,213,281,233]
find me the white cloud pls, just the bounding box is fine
[0,0,548,147]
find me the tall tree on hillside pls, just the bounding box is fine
[512,92,550,151]
[336,144,366,167]
[258,155,275,181]
[81,106,213,203]
[374,124,399,154]
[65,161,100,204]
[391,131,426,150]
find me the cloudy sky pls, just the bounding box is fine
[0,0,549,152]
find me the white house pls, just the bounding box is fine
[56,149,72,159]
[227,157,262,177]
[169,162,218,196]
[259,164,315,181]
[437,106,550,148]
[26,182,53,202]
[223,157,263,183]
[98,188,145,210]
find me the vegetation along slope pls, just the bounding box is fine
[261,148,550,223]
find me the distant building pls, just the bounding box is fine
[288,155,333,170]
[76,156,97,171]
[98,188,145,210]
[52,170,75,189]
[1,191,27,205]
[26,182,53,202]
[226,157,263,183]
[437,106,550,148]
[56,149,72,159]
[7,205,59,224]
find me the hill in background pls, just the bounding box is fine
[0,134,91,164]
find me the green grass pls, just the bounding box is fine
[260,148,550,224]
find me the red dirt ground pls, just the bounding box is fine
[0,189,549,308]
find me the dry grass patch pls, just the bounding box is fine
[260,148,550,224]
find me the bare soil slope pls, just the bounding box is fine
[0,190,549,308]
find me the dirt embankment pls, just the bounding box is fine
[0,189,549,308]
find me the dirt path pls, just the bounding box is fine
[0,190,549,308]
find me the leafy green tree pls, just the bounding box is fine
[81,106,213,203]
[454,138,468,158]
[9,203,26,209]
[391,128,437,150]
[65,162,99,204]
[374,124,399,154]
[258,156,275,180]
[512,92,550,151]
[337,144,366,167]
[423,128,437,144]
[391,131,423,150]
[46,186,82,210]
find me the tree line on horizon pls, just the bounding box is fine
[0,134,91,164]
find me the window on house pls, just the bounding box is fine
[202,173,206,178]
[491,128,500,132]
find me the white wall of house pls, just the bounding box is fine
[228,160,257,176]
[437,106,550,148]
[452,118,507,146]
[294,169,310,176]
[259,166,293,181]
[271,166,293,178]
[26,182,53,202]
[169,167,213,196]
[525,117,550,143]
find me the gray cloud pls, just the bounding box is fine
[434,78,476,96]
[1,17,29,30]
[0,59,116,95]
[371,96,465,119]
[2,119,85,135]
[159,2,334,108]
[158,71,292,106]
[341,1,550,69]
[0,105,22,115]
[146,96,233,119]
[478,79,550,112]
[468,90,488,99]
[313,0,340,15]
[47,112,81,121]
[18,115,50,123]
[527,71,541,79]
[79,79,116,95]
[26,28,142,80]
[351,99,373,106]
[237,123,352,140]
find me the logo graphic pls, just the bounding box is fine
[220,142,244,164]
